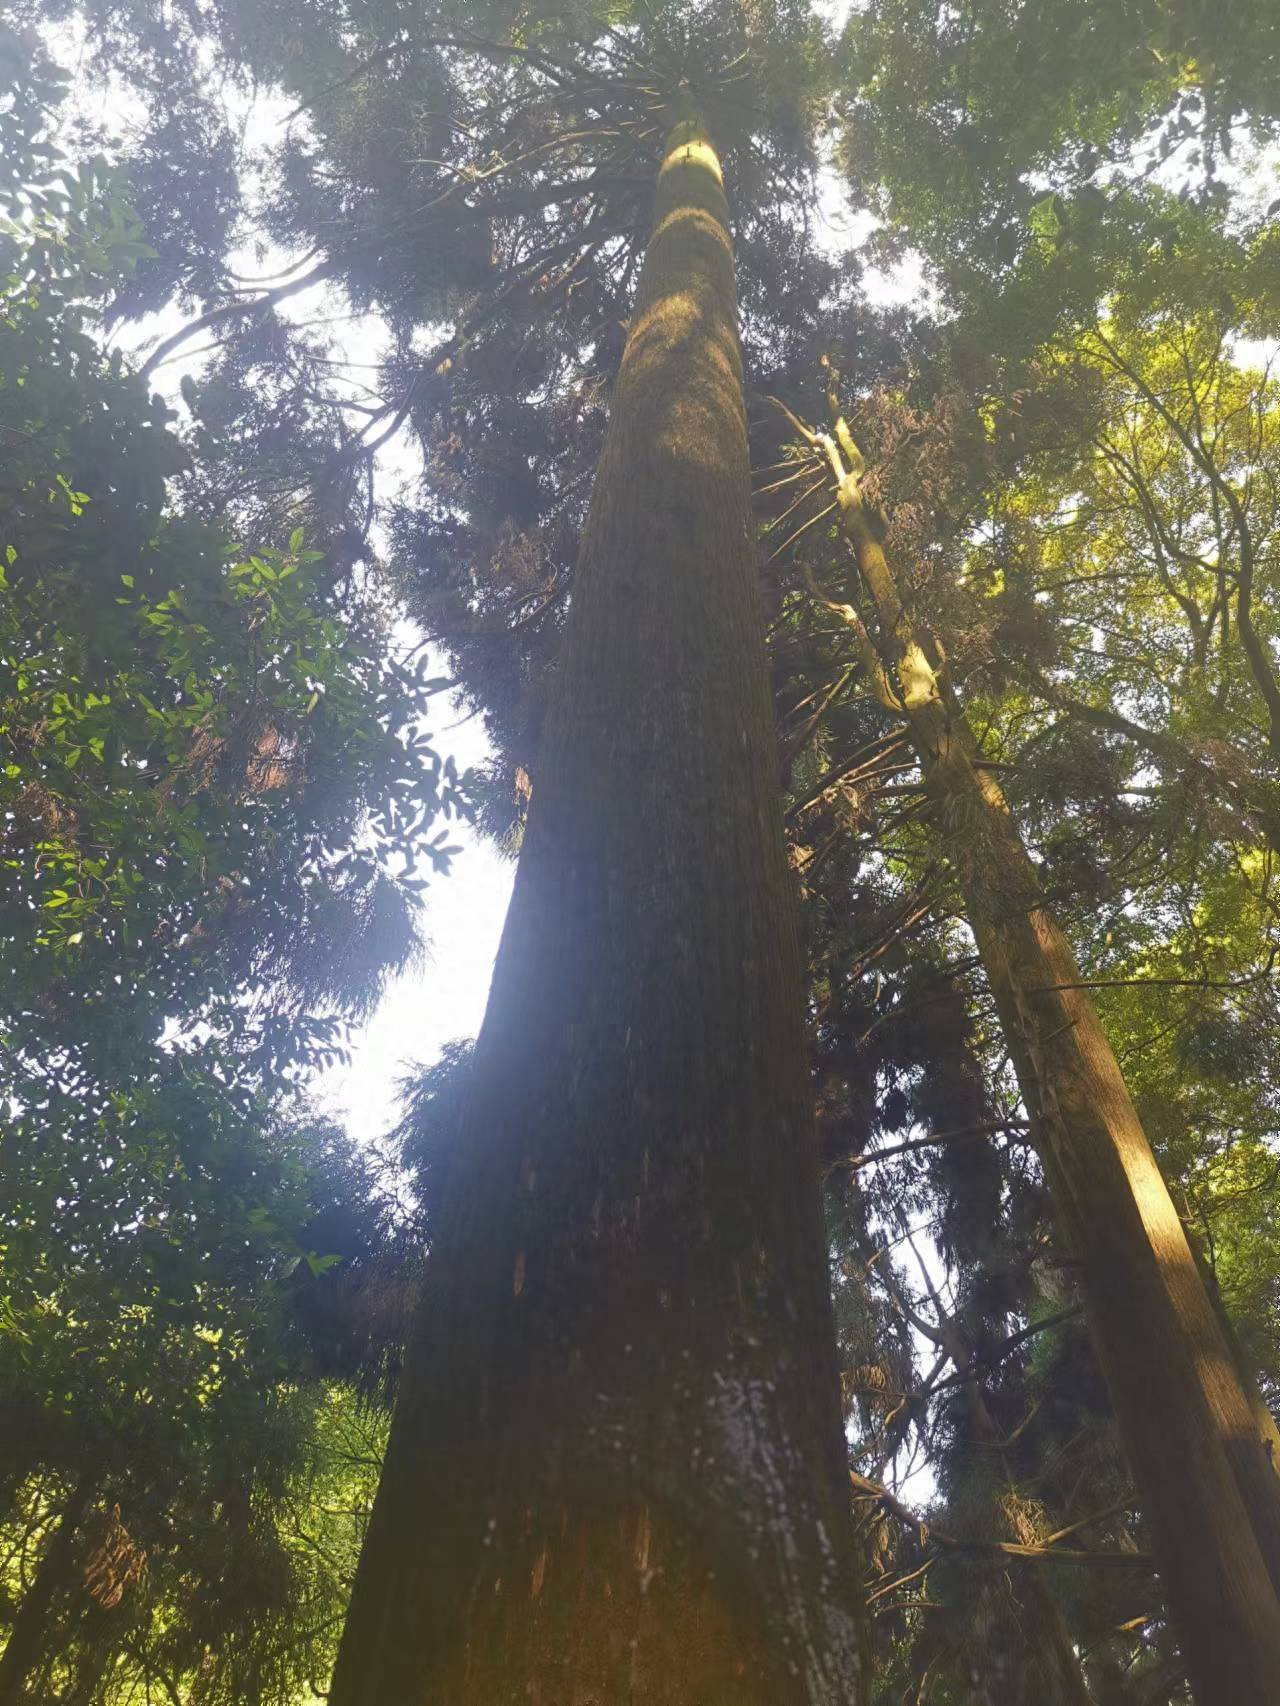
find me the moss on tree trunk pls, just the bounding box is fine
[327,110,870,1706]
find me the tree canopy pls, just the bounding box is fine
[3,0,1280,1700]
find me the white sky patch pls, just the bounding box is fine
[312,700,515,1142]
[86,53,919,1156]
[50,57,518,1144]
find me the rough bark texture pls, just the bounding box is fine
[327,114,869,1706]
[810,418,1280,1705]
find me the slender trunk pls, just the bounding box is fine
[187,1652,219,1705]
[807,414,1280,1704]
[965,1547,1093,1706]
[916,1265,1093,1706]
[0,1478,91,1705]
[1219,491,1280,761]
[1234,582,1280,760]
[328,111,869,1705]
[956,1405,1093,1705]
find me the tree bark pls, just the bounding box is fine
[0,1478,91,1705]
[328,110,869,1705]
[805,412,1280,1706]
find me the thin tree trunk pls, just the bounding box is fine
[0,1478,91,1705]
[802,410,1280,1705]
[328,108,869,1706]
[1179,1200,1280,1475]
[899,1230,1094,1706]
[952,1389,1094,1705]
[964,1546,1094,1706]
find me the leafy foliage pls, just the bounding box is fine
[0,29,465,1701]
[4,0,1280,1701]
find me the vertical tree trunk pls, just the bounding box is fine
[1181,1206,1280,1473]
[952,1402,1094,1703]
[804,413,1280,1705]
[900,1239,1094,1706]
[328,110,869,1706]
[0,1478,90,1705]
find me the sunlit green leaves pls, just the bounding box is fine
[0,35,464,1702]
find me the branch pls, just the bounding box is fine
[831,1120,1031,1172]
[785,730,911,825]
[849,1472,1152,1570]
[1029,949,1277,996]
[139,260,339,378]
[930,1305,1086,1394]
[1041,1498,1138,1549]
[284,40,404,123]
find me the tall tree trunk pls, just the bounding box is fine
[0,1478,90,1705]
[802,411,1280,1705]
[965,1548,1094,1706]
[328,110,869,1706]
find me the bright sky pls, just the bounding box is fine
[63,64,517,1150]
[56,0,922,1158]
[313,707,515,1142]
